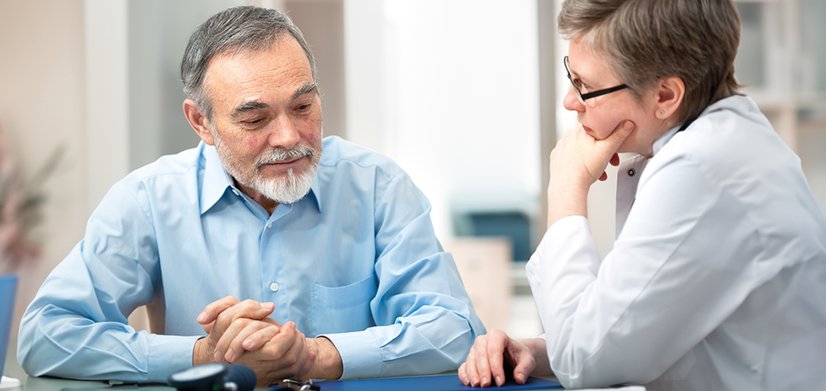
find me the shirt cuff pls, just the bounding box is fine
[147,334,201,382]
[321,330,383,379]
[528,216,588,269]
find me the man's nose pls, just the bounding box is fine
[267,115,301,149]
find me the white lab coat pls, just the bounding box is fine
[527,95,826,391]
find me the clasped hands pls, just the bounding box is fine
[192,296,342,386]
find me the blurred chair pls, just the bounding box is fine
[453,210,533,262]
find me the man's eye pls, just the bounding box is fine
[295,103,312,112]
[243,118,264,125]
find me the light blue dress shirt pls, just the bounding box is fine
[18,136,484,383]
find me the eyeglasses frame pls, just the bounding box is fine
[563,55,629,102]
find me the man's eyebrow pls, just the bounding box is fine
[230,83,317,117]
[232,101,270,117]
[292,82,318,100]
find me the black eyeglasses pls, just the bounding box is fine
[563,56,629,103]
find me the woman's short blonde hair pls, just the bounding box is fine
[559,0,742,125]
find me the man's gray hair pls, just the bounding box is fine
[181,6,317,119]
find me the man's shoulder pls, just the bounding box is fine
[119,145,202,188]
[320,136,404,179]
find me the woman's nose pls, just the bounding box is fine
[563,86,585,112]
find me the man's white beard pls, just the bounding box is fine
[251,160,317,204]
[212,132,320,204]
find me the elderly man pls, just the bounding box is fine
[18,6,484,385]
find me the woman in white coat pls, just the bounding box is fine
[459,0,826,390]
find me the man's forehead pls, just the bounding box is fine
[202,41,315,105]
[209,36,309,72]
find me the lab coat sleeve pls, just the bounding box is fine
[527,156,765,388]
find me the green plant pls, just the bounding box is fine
[0,125,63,269]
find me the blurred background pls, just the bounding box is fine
[2,0,825,380]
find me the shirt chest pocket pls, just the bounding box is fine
[309,274,377,336]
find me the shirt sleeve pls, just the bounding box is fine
[526,157,765,388]
[17,181,198,383]
[322,171,486,379]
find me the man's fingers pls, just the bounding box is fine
[277,324,310,377]
[241,324,282,352]
[211,300,276,337]
[212,317,254,362]
[245,323,307,379]
[259,321,301,363]
[197,296,239,325]
[225,322,279,362]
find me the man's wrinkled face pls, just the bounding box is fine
[201,36,323,204]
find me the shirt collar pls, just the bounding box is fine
[307,174,323,213]
[651,125,681,156]
[199,142,323,214]
[200,143,235,215]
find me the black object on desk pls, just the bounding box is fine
[167,363,255,391]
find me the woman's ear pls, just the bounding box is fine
[654,76,685,121]
[183,99,216,145]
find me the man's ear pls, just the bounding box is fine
[183,99,215,145]
[654,76,685,121]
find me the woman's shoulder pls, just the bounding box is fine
[660,95,790,166]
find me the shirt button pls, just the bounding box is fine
[269,282,280,292]
[266,223,272,229]
[627,168,636,177]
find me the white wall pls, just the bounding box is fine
[344,0,542,239]
[127,0,242,169]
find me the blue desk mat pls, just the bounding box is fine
[314,374,562,390]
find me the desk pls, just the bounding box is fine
[20,377,168,391]
[18,376,644,391]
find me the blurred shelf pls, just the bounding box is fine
[733,0,826,151]
[511,261,531,296]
